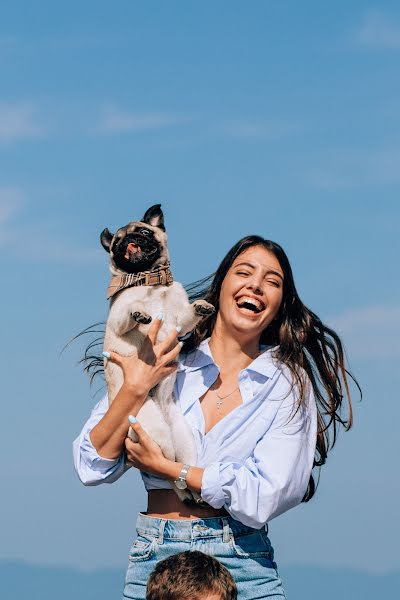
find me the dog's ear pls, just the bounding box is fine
[141,204,165,231]
[100,228,114,252]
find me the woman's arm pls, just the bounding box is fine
[89,382,148,459]
[73,394,131,486]
[73,316,182,485]
[124,419,205,490]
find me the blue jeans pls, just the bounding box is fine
[123,513,287,599]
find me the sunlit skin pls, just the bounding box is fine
[211,245,284,357]
[92,245,285,509]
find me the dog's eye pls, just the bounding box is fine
[139,228,152,236]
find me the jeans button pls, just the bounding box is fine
[193,524,207,531]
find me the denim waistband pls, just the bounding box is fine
[136,513,269,543]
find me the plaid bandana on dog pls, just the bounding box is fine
[107,262,173,299]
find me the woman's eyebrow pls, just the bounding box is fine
[234,261,284,280]
[234,261,255,269]
[266,269,284,280]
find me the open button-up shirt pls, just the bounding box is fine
[73,338,317,529]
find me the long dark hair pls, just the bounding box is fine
[183,235,361,503]
[74,234,361,504]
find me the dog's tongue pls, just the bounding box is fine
[125,242,141,259]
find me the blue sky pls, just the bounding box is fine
[1,1,399,575]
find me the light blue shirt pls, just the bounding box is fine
[73,338,317,529]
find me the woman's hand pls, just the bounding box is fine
[125,418,171,477]
[104,315,182,397]
[125,417,205,492]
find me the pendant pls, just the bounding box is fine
[216,399,223,411]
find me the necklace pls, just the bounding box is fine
[209,348,263,410]
[212,384,240,410]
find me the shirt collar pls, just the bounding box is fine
[178,337,279,379]
[177,338,215,372]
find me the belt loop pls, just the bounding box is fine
[157,519,166,544]
[221,517,230,544]
[265,523,269,536]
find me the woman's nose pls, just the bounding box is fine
[246,278,264,295]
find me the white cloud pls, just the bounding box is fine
[307,149,400,189]
[97,106,182,134]
[0,104,45,142]
[0,190,102,265]
[327,306,400,359]
[0,186,23,226]
[33,239,103,264]
[0,33,123,51]
[0,225,103,265]
[356,10,400,49]
[222,118,299,140]
[1,225,103,265]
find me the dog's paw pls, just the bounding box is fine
[193,300,215,317]
[131,311,152,324]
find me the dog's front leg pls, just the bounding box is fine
[108,300,152,336]
[178,300,215,336]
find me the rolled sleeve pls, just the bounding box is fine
[201,462,226,508]
[201,383,317,529]
[72,395,130,486]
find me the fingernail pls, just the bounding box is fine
[176,325,182,333]
[157,313,164,321]
[102,351,110,359]
[178,341,183,347]
[128,415,137,424]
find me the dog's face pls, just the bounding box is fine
[100,204,169,275]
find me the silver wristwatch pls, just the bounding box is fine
[174,464,190,490]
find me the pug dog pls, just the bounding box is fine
[101,204,215,500]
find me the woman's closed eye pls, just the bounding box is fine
[236,271,280,287]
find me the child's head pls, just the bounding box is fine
[146,550,237,600]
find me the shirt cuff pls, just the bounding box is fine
[201,462,226,508]
[81,429,123,472]
[73,430,129,486]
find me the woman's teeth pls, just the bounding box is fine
[236,296,264,313]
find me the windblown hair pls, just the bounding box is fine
[183,235,361,502]
[74,234,361,503]
[64,321,106,386]
[146,550,237,600]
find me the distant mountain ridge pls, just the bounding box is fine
[1,560,399,599]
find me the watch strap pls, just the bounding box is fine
[175,463,190,485]
[178,463,190,480]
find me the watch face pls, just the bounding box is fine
[175,478,187,490]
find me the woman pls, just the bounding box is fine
[73,236,358,599]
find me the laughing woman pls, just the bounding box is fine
[73,236,359,599]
